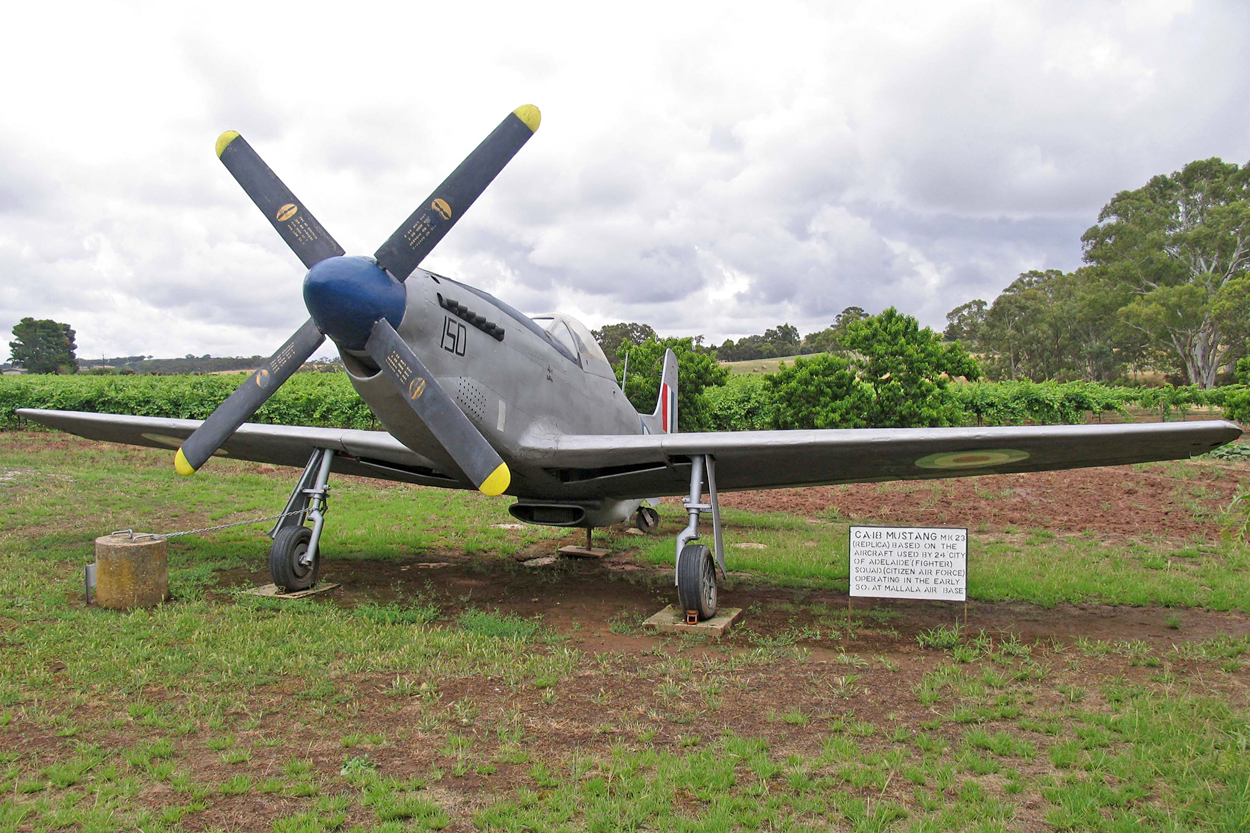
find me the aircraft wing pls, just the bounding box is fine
[16,409,463,488]
[18,408,1242,501]
[518,420,1243,500]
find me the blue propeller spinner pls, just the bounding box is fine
[302,256,406,352]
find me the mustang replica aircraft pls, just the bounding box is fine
[22,105,1242,620]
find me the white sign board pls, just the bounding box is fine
[849,526,967,602]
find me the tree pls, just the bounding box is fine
[1082,157,1250,388]
[9,317,78,374]
[943,299,987,346]
[800,327,839,355]
[766,354,873,429]
[842,308,980,427]
[716,324,802,362]
[800,308,872,356]
[615,337,729,431]
[972,269,1132,383]
[1058,268,1140,383]
[834,306,868,330]
[704,375,775,431]
[591,322,657,365]
[761,323,800,356]
[979,270,1069,381]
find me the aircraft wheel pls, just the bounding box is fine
[270,526,318,592]
[635,506,660,534]
[677,543,717,621]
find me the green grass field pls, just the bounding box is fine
[1,431,1249,831]
[722,355,812,376]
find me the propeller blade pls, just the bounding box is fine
[373,105,540,281]
[364,318,510,496]
[175,319,325,475]
[216,131,346,269]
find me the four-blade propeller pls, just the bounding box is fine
[174,105,541,496]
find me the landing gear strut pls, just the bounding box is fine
[674,455,724,622]
[268,448,334,591]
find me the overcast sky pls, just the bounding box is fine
[2,0,1247,362]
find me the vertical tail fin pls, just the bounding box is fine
[651,348,679,434]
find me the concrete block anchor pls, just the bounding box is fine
[93,532,169,609]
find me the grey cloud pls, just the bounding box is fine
[179,36,293,145]
[5,1,1249,360]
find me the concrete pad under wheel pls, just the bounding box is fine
[242,582,340,599]
[643,605,743,637]
[558,546,610,559]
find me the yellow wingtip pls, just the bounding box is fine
[174,448,196,476]
[215,130,240,158]
[512,105,541,133]
[478,463,510,496]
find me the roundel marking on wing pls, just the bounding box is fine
[914,449,1029,470]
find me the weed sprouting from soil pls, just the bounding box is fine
[356,601,441,626]
[457,609,545,641]
[916,622,964,649]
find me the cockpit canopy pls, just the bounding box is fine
[531,314,616,380]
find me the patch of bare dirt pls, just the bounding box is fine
[718,462,1247,541]
[215,547,1250,653]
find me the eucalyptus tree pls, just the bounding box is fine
[1082,158,1250,388]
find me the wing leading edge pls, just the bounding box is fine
[16,409,463,488]
[518,420,1243,500]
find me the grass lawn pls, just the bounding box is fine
[1,431,1248,831]
[721,355,819,376]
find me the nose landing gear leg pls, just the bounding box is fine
[268,448,334,592]
[674,454,724,622]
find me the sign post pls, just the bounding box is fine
[848,526,968,618]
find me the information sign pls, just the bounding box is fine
[849,526,967,601]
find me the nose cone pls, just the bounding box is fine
[303,256,407,350]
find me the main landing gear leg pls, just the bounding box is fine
[674,454,725,622]
[268,448,335,592]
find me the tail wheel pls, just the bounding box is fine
[635,506,660,534]
[270,526,318,591]
[677,543,717,621]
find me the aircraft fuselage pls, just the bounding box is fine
[338,265,646,523]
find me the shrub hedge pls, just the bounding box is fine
[1,373,376,430]
[1,372,1243,432]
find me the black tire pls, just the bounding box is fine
[677,543,717,621]
[270,526,318,592]
[635,506,660,534]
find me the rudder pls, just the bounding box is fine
[651,348,678,433]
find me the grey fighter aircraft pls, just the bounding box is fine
[21,105,1242,621]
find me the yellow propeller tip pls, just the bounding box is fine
[478,463,510,496]
[215,130,240,158]
[512,105,540,133]
[174,448,196,476]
